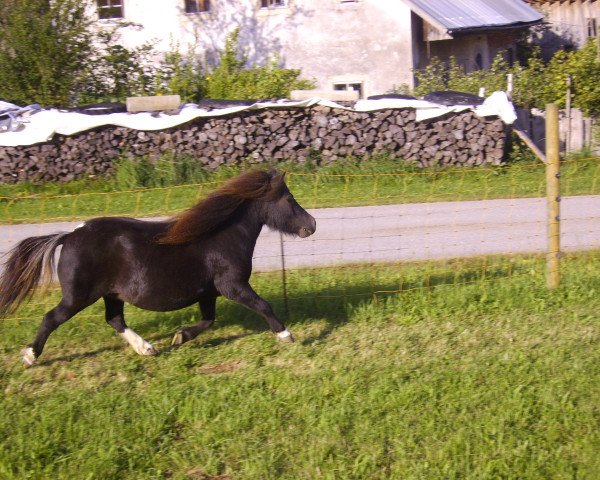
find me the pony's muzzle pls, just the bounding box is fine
[298,216,316,238]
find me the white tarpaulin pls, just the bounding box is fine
[0,92,516,147]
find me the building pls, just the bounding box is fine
[525,0,600,59]
[94,0,543,98]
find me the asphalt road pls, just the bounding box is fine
[1,196,598,272]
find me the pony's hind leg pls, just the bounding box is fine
[104,297,157,356]
[21,298,88,367]
[216,280,294,343]
[171,296,216,346]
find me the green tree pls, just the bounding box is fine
[205,29,315,100]
[0,0,96,106]
[153,46,207,102]
[412,40,599,116]
[0,0,162,107]
[543,40,600,116]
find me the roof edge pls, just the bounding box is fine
[448,18,544,35]
[400,0,449,35]
[401,0,544,39]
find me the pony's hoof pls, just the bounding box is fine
[277,330,295,343]
[141,344,158,356]
[20,347,36,368]
[171,331,185,346]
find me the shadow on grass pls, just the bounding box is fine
[136,258,531,344]
[21,258,534,365]
[38,344,123,367]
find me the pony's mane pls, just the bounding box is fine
[157,169,286,245]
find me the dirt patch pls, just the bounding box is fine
[186,467,232,479]
[196,359,245,375]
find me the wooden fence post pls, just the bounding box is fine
[546,104,561,289]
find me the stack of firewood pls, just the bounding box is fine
[0,105,508,183]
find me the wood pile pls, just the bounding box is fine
[0,106,508,183]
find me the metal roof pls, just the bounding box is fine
[403,0,544,34]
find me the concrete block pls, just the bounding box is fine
[126,95,181,113]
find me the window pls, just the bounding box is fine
[185,0,210,13]
[261,0,286,8]
[506,48,514,67]
[97,0,123,19]
[587,18,597,38]
[333,82,363,98]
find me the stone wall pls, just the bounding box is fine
[0,105,508,183]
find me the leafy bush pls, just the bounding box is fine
[152,29,315,102]
[413,40,600,116]
[79,28,160,103]
[0,0,163,107]
[203,29,315,100]
[0,0,96,107]
[153,47,207,102]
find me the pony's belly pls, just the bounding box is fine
[126,295,200,312]
[121,285,210,312]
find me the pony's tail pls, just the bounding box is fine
[0,233,68,317]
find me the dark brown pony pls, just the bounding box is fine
[0,170,316,367]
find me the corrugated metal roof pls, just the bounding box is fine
[403,0,544,33]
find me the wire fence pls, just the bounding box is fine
[0,157,599,322]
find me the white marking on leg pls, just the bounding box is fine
[277,329,293,341]
[120,328,157,356]
[20,347,36,367]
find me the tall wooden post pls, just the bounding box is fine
[546,104,560,289]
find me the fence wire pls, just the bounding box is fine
[1,157,599,322]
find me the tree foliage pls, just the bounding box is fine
[0,5,314,108]
[413,40,600,116]
[0,0,160,107]
[0,0,95,106]
[156,29,315,101]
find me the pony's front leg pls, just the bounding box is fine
[171,296,216,346]
[217,280,294,343]
[104,297,157,356]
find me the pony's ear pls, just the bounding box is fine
[268,169,285,183]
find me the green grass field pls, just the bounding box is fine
[1,155,598,224]
[1,252,599,479]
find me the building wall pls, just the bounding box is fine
[94,0,530,98]
[257,0,415,97]
[527,0,600,58]
[95,0,416,98]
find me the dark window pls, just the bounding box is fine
[587,18,597,38]
[261,0,286,8]
[97,0,123,19]
[333,82,363,98]
[185,0,210,13]
[506,48,514,67]
[475,53,483,70]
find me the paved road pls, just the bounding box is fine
[1,196,598,272]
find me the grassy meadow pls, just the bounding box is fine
[1,252,600,479]
[1,151,599,478]
[0,154,598,224]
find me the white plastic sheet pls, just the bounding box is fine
[0,92,517,147]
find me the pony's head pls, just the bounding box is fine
[158,169,316,244]
[260,170,316,238]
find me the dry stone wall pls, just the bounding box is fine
[0,105,508,183]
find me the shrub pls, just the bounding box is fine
[412,40,600,116]
[0,0,163,107]
[204,29,315,100]
[0,0,96,107]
